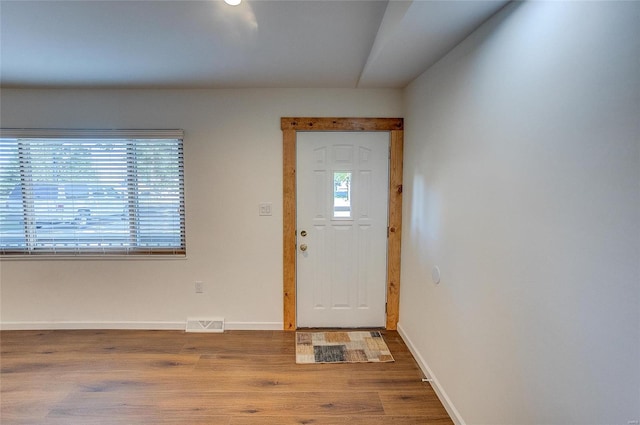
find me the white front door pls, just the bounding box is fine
[296,132,389,328]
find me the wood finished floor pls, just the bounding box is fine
[0,330,452,424]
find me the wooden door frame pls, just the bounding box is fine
[282,117,404,331]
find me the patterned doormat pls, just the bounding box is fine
[296,331,394,364]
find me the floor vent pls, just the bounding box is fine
[185,317,225,333]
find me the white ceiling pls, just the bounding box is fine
[0,0,509,89]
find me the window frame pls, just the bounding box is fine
[0,129,186,258]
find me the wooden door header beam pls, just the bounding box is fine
[281,117,403,131]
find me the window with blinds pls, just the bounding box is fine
[0,129,185,256]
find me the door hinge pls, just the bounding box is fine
[385,302,388,313]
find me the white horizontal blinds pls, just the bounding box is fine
[0,139,26,250]
[131,140,185,252]
[0,130,185,255]
[24,139,131,253]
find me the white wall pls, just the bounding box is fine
[0,88,403,329]
[400,2,639,425]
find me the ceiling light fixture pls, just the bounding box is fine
[224,0,241,5]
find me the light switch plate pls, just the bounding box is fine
[259,202,272,216]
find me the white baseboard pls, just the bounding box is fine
[0,321,185,330]
[397,322,466,425]
[0,321,284,331]
[225,321,283,330]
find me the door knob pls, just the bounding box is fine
[300,230,307,237]
[300,244,308,252]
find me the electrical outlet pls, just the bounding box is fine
[195,281,204,293]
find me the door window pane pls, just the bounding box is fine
[333,172,351,218]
